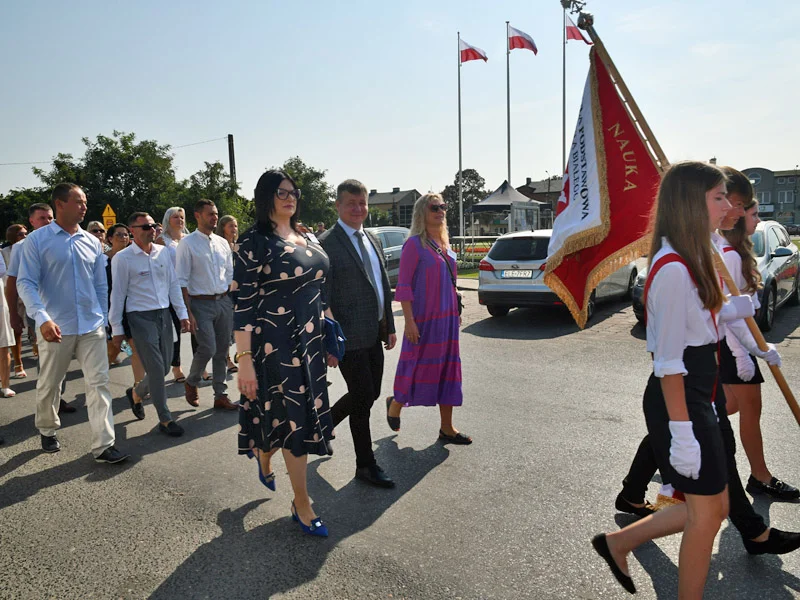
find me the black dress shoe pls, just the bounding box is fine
[126,388,146,420]
[158,421,184,437]
[743,528,800,555]
[746,475,800,501]
[58,399,77,414]
[95,446,129,464]
[41,434,61,453]
[591,534,636,594]
[615,493,657,518]
[355,464,396,489]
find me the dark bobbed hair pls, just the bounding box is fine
[107,223,131,238]
[6,224,27,245]
[253,170,300,235]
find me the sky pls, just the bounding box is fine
[1,0,799,202]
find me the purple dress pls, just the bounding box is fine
[392,235,462,406]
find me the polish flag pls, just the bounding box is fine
[459,39,488,63]
[566,15,592,45]
[508,25,538,55]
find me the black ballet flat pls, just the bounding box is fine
[591,534,636,594]
[615,493,657,518]
[386,396,400,432]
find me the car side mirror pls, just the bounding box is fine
[770,246,793,259]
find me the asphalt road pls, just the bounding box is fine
[1,291,798,599]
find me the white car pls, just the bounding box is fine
[478,230,638,319]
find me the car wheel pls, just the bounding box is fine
[627,268,638,299]
[758,285,776,332]
[487,305,510,317]
[586,290,597,322]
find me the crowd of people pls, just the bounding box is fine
[0,175,470,536]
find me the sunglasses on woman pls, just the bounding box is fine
[429,204,447,213]
[276,188,302,200]
[90,228,106,234]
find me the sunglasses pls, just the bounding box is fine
[130,223,159,231]
[429,204,447,213]
[276,188,302,200]
[90,229,106,234]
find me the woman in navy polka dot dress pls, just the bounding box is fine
[233,170,334,536]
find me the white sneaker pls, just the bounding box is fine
[0,388,16,398]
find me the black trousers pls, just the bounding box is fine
[621,382,766,540]
[331,336,384,469]
[169,306,181,368]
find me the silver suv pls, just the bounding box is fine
[478,230,637,319]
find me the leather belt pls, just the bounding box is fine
[189,292,228,301]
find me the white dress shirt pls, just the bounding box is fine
[336,219,385,311]
[646,238,720,377]
[174,230,233,296]
[718,235,761,357]
[109,242,188,337]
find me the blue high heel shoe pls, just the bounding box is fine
[291,500,328,537]
[246,450,276,491]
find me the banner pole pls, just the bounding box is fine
[562,9,567,169]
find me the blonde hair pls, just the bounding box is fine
[161,207,188,243]
[649,161,726,312]
[409,193,450,249]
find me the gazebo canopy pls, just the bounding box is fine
[470,180,543,213]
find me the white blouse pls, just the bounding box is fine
[646,239,720,377]
[719,236,760,356]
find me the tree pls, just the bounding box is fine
[177,161,253,230]
[32,130,179,224]
[440,168,488,235]
[0,187,50,231]
[276,156,337,227]
[366,206,392,227]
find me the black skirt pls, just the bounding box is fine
[643,343,727,496]
[719,336,764,385]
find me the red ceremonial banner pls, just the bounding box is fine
[544,48,661,328]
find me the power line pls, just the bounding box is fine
[0,135,228,167]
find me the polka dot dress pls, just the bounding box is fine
[232,227,333,458]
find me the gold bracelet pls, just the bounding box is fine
[234,350,253,363]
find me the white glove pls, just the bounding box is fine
[668,421,701,480]
[736,354,756,382]
[718,295,755,323]
[753,343,781,367]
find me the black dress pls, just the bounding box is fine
[233,227,333,457]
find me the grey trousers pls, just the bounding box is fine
[187,295,232,396]
[128,308,173,424]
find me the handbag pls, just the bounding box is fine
[427,241,463,315]
[323,316,347,361]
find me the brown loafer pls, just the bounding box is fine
[214,394,238,411]
[185,382,199,407]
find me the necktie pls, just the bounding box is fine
[354,231,383,320]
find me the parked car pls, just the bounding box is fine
[784,223,800,236]
[477,230,638,320]
[366,226,410,286]
[632,221,800,330]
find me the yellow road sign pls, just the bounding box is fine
[102,204,117,230]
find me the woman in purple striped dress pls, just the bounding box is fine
[386,193,471,444]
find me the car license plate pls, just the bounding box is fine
[501,270,532,278]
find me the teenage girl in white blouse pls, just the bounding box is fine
[592,161,760,598]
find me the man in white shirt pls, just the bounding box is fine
[110,212,192,436]
[16,183,127,463]
[175,199,237,410]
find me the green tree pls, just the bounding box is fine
[276,156,337,227]
[440,168,488,235]
[32,130,178,224]
[178,161,253,230]
[0,187,50,232]
[366,206,392,227]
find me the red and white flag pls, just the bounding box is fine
[508,25,538,55]
[565,15,592,45]
[544,47,661,328]
[459,39,488,63]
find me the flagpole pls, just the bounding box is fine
[457,32,464,241]
[506,21,511,185]
[562,7,566,169]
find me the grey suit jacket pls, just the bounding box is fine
[320,223,396,351]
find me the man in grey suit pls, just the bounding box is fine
[320,179,397,488]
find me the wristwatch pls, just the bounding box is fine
[234,350,253,363]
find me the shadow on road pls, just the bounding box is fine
[612,513,800,598]
[464,298,632,340]
[149,437,449,599]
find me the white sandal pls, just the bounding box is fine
[0,388,16,398]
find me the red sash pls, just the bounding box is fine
[643,253,719,403]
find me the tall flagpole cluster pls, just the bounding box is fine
[506,21,511,185]
[457,32,464,239]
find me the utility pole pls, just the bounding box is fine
[227,134,236,194]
